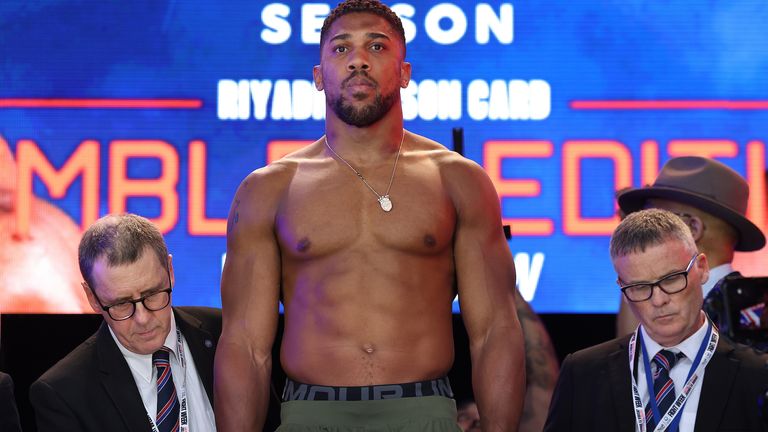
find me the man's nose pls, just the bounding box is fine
[347,49,370,71]
[132,301,153,324]
[650,284,671,306]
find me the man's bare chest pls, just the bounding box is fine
[275,165,456,259]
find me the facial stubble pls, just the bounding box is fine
[329,72,399,128]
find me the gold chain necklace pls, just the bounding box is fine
[324,133,404,212]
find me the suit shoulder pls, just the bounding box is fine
[176,306,222,324]
[565,335,631,365]
[0,371,12,387]
[174,306,222,339]
[32,333,99,390]
[724,340,768,371]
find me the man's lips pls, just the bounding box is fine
[345,79,375,89]
[135,327,157,338]
[343,72,376,89]
[654,312,677,322]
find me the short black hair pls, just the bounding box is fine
[320,0,406,51]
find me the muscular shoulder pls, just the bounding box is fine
[235,159,295,205]
[229,141,324,233]
[426,144,497,218]
[241,140,325,192]
[404,132,463,168]
[404,131,492,200]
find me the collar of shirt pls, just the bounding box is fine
[108,310,178,384]
[635,312,711,432]
[640,311,709,359]
[702,262,734,297]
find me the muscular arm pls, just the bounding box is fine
[515,290,559,432]
[215,168,284,431]
[451,159,526,431]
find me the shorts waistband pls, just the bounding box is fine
[281,376,454,401]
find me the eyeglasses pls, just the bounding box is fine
[619,253,699,302]
[91,269,173,321]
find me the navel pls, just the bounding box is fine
[362,343,375,354]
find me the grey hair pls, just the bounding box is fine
[78,213,169,289]
[610,208,696,259]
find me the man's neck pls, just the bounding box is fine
[324,111,404,163]
[643,312,707,349]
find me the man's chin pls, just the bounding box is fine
[340,112,383,128]
[646,324,686,347]
[128,328,166,353]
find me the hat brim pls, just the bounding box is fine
[618,186,766,252]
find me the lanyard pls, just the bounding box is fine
[628,319,717,432]
[148,329,190,432]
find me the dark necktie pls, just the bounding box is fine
[645,349,682,430]
[153,347,180,432]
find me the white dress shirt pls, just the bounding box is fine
[702,262,734,297]
[109,311,216,431]
[634,316,710,432]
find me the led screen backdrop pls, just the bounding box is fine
[1,1,767,313]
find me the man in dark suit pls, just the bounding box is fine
[544,209,768,432]
[615,156,766,336]
[1,371,22,432]
[30,213,221,432]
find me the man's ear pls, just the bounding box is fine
[400,61,412,88]
[81,282,102,314]
[167,254,175,288]
[685,215,706,243]
[696,253,710,286]
[313,65,324,91]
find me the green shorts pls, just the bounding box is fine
[276,396,462,431]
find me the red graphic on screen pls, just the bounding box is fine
[0,136,90,313]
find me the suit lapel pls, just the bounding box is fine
[95,323,154,432]
[693,338,738,432]
[608,337,637,429]
[174,307,218,406]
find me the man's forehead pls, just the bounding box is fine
[92,252,163,284]
[614,240,691,276]
[327,12,398,40]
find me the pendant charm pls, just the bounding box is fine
[378,196,393,212]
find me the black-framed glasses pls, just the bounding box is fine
[619,253,699,302]
[91,268,173,321]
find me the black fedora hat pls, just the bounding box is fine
[618,156,765,251]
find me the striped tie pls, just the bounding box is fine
[153,347,180,432]
[645,349,682,430]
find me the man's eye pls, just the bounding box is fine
[334,46,348,53]
[371,43,383,51]
[110,301,132,310]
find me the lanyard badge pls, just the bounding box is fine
[628,319,718,432]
